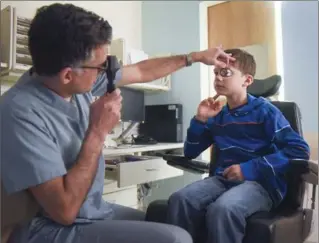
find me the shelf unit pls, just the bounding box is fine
[0,6,171,93]
[1,6,32,83]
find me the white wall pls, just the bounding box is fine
[1,1,142,50]
[281,2,318,242]
[142,1,204,203]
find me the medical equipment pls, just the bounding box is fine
[106,55,120,93]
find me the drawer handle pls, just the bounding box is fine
[145,168,159,172]
[108,200,116,203]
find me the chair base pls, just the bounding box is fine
[146,200,313,243]
[145,200,168,223]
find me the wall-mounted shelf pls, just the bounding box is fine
[110,38,171,93]
[128,82,170,92]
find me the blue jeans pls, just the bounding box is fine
[167,176,273,243]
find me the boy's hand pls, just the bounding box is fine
[223,165,244,181]
[195,95,223,123]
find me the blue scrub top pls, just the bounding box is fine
[0,69,122,223]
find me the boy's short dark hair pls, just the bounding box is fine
[225,49,256,77]
[28,3,113,76]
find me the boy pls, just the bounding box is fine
[166,49,310,243]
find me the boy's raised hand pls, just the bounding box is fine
[195,95,223,123]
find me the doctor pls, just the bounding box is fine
[0,3,234,243]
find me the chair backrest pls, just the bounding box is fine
[271,101,306,212]
[209,75,306,212]
[247,75,282,98]
[1,183,40,243]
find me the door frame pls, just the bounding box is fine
[199,1,227,161]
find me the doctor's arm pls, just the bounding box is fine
[91,46,234,96]
[117,46,235,87]
[29,129,105,225]
[2,92,121,226]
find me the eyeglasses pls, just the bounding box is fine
[79,60,108,76]
[214,68,233,78]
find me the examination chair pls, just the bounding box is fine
[145,75,319,243]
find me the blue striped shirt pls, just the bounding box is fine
[185,94,310,206]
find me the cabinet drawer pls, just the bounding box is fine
[102,187,138,207]
[105,155,183,187]
[103,178,136,194]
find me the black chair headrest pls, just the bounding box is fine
[248,75,282,98]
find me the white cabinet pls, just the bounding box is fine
[102,155,183,210]
[102,179,138,208]
[105,155,183,188]
[102,144,184,210]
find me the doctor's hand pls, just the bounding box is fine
[195,95,223,123]
[89,89,122,139]
[223,165,244,181]
[193,46,236,68]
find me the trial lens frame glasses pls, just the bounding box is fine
[215,68,234,78]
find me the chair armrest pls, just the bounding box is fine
[245,209,307,243]
[290,159,318,185]
[162,154,210,174]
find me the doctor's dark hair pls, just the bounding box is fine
[28,3,112,76]
[225,49,256,77]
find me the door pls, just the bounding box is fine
[208,1,277,79]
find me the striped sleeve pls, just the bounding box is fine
[184,117,214,159]
[240,104,310,181]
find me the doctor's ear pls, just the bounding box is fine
[59,67,74,85]
[242,75,253,88]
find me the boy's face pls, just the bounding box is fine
[213,64,253,97]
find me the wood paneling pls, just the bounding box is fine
[208,1,277,75]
